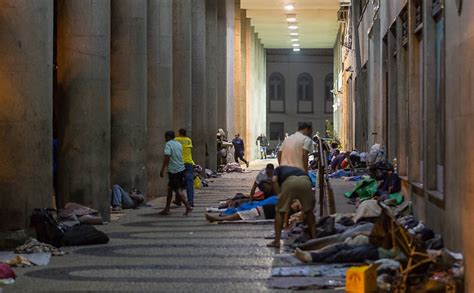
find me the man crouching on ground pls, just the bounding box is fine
[159,130,193,216]
[267,165,316,248]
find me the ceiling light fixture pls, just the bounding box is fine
[288,24,298,30]
[291,38,299,42]
[292,43,300,47]
[286,14,297,22]
[290,32,299,36]
[293,48,301,52]
[284,3,295,11]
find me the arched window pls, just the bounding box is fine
[297,73,313,101]
[268,72,285,101]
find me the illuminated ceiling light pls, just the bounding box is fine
[293,48,301,52]
[289,32,299,36]
[284,3,295,11]
[292,43,300,47]
[286,14,297,22]
[288,24,298,30]
[291,38,299,42]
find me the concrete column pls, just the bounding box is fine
[216,0,227,131]
[206,0,218,170]
[147,0,173,197]
[56,0,111,220]
[191,0,207,167]
[233,2,242,136]
[225,0,236,136]
[0,1,53,231]
[172,0,192,131]
[111,0,147,193]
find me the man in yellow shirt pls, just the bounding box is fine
[175,128,195,206]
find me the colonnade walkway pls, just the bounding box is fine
[10,162,284,292]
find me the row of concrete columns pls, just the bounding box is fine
[233,1,266,160]
[0,0,247,231]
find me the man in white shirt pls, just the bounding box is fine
[249,163,275,199]
[278,123,313,172]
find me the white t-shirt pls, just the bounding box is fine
[255,169,270,184]
[279,131,313,170]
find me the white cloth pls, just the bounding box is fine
[237,206,265,221]
[279,132,313,170]
[353,199,382,223]
[255,169,270,185]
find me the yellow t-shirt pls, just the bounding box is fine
[175,136,195,165]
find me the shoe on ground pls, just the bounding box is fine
[112,206,122,212]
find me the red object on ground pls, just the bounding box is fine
[0,263,16,279]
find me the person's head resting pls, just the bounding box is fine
[164,130,175,142]
[298,123,313,137]
[265,163,275,177]
[178,128,187,137]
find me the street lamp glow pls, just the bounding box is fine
[284,3,295,11]
[291,38,299,42]
[288,24,298,30]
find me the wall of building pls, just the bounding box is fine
[336,0,474,288]
[266,49,333,150]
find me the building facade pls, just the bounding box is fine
[334,0,474,288]
[266,49,334,151]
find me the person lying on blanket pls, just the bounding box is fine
[205,199,301,223]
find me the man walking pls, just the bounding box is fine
[175,128,195,206]
[278,123,313,172]
[256,133,269,159]
[159,131,193,216]
[232,133,249,167]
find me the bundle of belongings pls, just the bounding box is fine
[284,203,464,291]
[221,162,244,173]
[30,207,109,248]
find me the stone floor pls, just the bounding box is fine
[4,160,356,292]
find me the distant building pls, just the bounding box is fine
[266,49,334,152]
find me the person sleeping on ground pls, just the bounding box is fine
[205,199,302,223]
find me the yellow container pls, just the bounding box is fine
[346,265,378,292]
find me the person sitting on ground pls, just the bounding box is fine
[249,163,275,200]
[375,164,401,200]
[267,166,316,248]
[330,151,349,172]
[111,185,144,211]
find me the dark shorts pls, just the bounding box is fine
[168,171,186,190]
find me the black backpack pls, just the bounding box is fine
[62,224,109,246]
[30,208,65,248]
